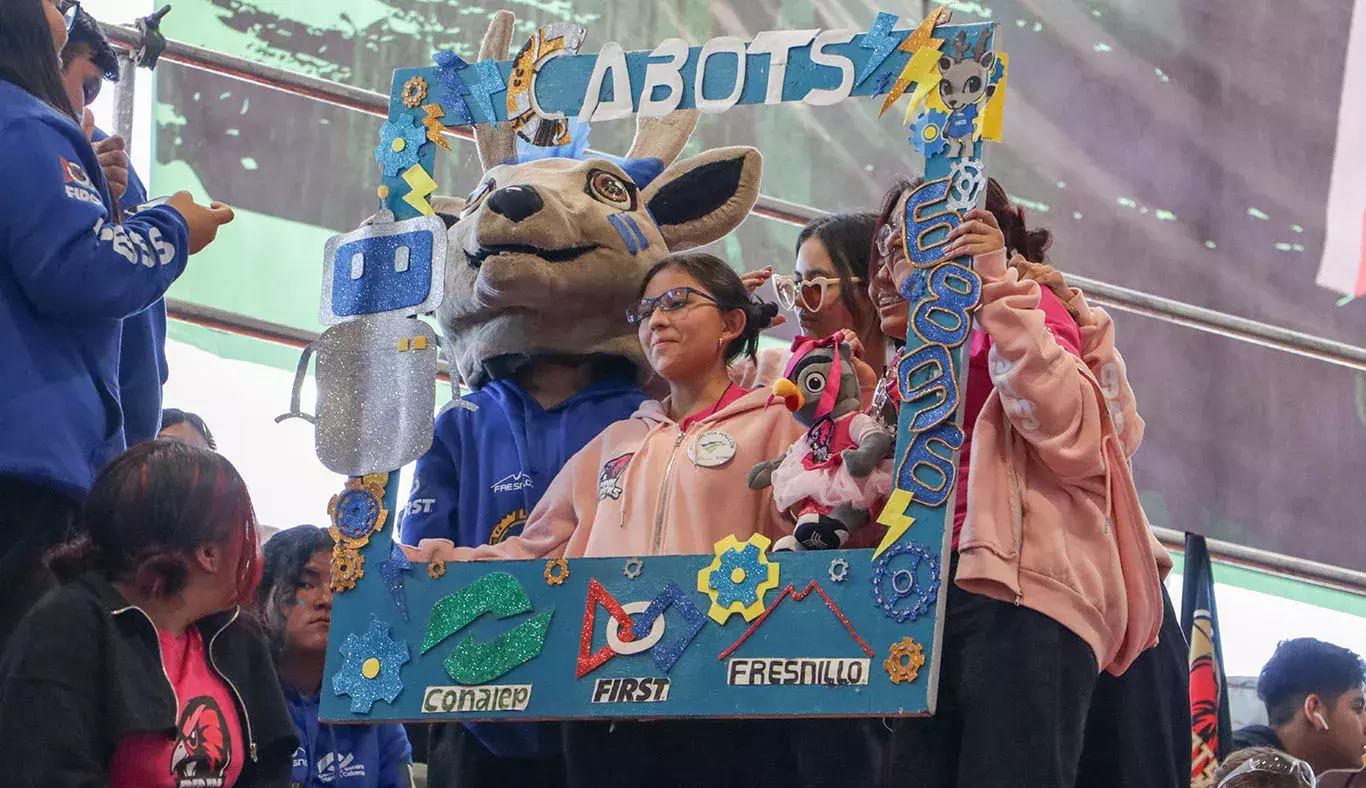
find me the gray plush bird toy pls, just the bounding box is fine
[748,334,895,551]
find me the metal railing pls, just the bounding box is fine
[104,22,1366,374]
[116,25,1366,592]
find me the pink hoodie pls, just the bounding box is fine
[954,252,1170,676]
[403,388,806,561]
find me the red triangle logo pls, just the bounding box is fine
[576,578,637,678]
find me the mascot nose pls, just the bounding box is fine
[486,185,544,223]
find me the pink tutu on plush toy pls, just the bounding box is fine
[770,411,894,514]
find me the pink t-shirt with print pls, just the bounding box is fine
[110,626,245,788]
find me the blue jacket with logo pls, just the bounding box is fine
[90,127,169,446]
[285,685,412,787]
[401,369,647,757]
[0,81,188,498]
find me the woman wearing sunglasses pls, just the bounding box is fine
[404,251,805,787]
[874,176,1169,788]
[735,213,884,399]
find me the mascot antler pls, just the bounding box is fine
[474,11,518,170]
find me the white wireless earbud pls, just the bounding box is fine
[1313,711,1331,731]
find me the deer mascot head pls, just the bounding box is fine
[433,11,764,388]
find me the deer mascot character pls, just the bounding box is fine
[398,11,763,785]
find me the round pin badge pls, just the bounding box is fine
[689,430,737,468]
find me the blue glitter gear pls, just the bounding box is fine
[332,616,410,713]
[870,542,942,623]
[697,534,780,623]
[909,109,949,157]
[715,544,766,607]
[375,115,427,177]
[333,487,381,542]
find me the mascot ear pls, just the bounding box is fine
[642,146,762,251]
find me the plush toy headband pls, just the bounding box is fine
[782,333,846,420]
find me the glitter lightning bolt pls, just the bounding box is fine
[421,104,452,151]
[874,489,916,559]
[879,5,952,117]
[855,12,900,87]
[401,163,438,216]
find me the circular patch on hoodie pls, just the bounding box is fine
[689,431,737,468]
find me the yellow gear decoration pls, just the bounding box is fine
[884,636,926,684]
[330,545,364,592]
[696,533,780,624]
[428,559,447,580]
[544,558,570,586]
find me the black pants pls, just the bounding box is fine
[563,719,798,788]
[0,478,77,658]
[427,723,566,788]
[883,568,1099,788]
[1076,584,1191,788]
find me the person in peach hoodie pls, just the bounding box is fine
[405,250,806,787]
[876,178,1172,788]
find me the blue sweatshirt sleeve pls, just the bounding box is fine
[0,119,189,320]
[400,420,460,545]
[377,724,414,788]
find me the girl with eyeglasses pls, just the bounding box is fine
[404,251,805,787]
[0,0,237,652]
[873,176,1170,788]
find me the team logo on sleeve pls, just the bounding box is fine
[60,156,103,206]
[489,509,528,544]
[170,696,232,787]
[597,454,634,501]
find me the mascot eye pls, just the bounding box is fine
[586,170,634,207]
[965,76,982,94]
[940,80,955,96]
[803,371,827,393]
[464,178,495,214]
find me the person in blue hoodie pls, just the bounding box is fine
[60,6,169,446]
[258,525,414,788]
[402,356,648,787]
[0,0,234,653]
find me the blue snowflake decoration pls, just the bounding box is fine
[909,109,949,157]
[870,541,941,623]
[432,50,475,126]
[375,115,426,177]
[332,616,410,713]
[333,488,381,542]
[712,543,768,608]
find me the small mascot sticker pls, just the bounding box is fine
[597,454,634,501]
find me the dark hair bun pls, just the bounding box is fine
[746,299,780,333]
